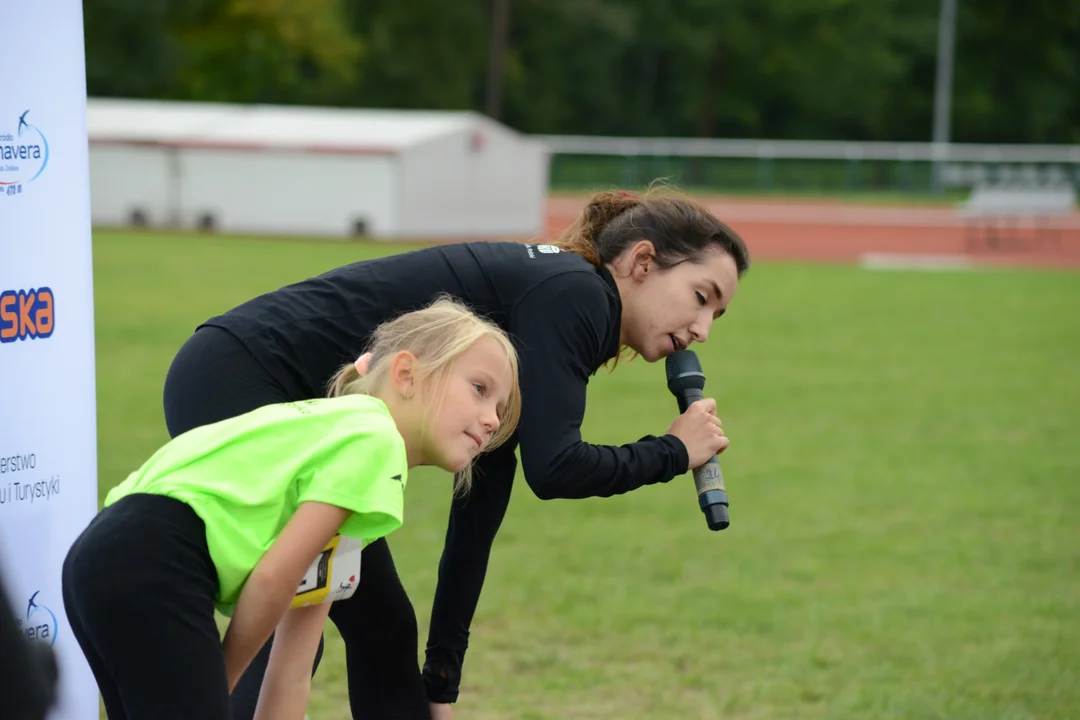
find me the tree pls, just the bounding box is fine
[170,0,363,105]
[343,0,487,110]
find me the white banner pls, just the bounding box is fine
[0,0,100,718]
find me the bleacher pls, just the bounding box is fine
[957,181,1078,252]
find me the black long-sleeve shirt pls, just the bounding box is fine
[201,240,690,701]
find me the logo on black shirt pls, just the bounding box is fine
[524,244,561,259]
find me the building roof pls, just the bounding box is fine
[87,98,480,155]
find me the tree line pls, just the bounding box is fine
[84,0,1080,144]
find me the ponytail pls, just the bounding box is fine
[551,182,750,277]
[326,361,361,399]
[552,190,641,267]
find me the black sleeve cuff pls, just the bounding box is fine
[422,656,462,704]
[658,433,690,475]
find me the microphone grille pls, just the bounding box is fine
[665,349,706,392]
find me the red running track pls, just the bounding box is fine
[542,196,1080,269]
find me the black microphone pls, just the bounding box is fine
[665,349,730,531]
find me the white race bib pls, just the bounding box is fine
[291,534,363,608]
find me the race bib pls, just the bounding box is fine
[290,534,363,609]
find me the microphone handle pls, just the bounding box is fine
[677,387,730,531]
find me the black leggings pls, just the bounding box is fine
[62,494,229,720]
[162,326,431,720]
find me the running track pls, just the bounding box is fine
[542,196,1080,270]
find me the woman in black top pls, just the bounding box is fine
[161,188,751,720]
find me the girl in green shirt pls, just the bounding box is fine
[60,296,522,720]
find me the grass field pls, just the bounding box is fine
[93,230,1080,720]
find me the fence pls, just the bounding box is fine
[536,136,1080,199]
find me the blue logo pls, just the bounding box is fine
[18,591,58,646]
[0,110,50,197]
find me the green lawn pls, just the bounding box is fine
[93,230,1080,720]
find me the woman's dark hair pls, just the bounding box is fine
[553,184,751,276]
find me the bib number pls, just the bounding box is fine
[290,534,363,609]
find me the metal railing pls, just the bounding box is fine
[535,136,1080,197]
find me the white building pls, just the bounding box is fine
[86,98,550,239]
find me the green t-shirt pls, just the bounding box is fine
[105,394,408,610]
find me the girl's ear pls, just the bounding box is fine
[387,350,419,399]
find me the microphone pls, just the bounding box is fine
[665,349,730,531]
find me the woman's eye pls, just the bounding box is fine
[696,291,707,306]
[474,383,486,396]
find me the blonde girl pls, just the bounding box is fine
[60,296,521,720]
